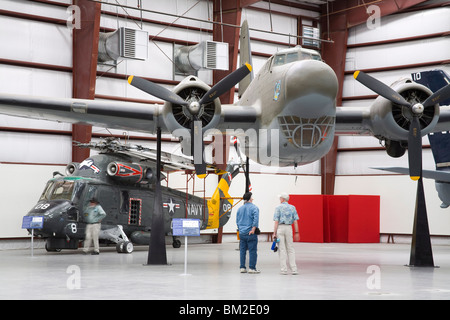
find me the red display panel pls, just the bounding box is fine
[288,195,380,243]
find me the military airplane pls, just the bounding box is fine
[26,138,239,253]
[372,70,450,208]
[1,21,450,220]
[1,20,450,177]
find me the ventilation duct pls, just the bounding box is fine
[302,26,320,48]
[174,41,229,75]
[98,27,148,63]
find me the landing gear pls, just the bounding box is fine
[172,236,181,248]
[116,241,134,254]
[100,225,134,254]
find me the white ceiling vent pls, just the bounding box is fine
[98,27,148,63]
[174,41,229,75]
[205,41,228,70]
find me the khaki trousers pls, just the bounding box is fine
[277,224,297,273]
[83,223,101,253]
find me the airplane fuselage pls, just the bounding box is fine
[236,48,338,167]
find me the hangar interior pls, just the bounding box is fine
[1,0,450,301]
[1,0,449,241]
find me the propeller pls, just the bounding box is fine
[354,70,450,180]
[128,63,252,178]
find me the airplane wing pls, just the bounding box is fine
[0,91,258,135]
[0,93,162,133]
[335,106,373,135]
[373,166,450,183]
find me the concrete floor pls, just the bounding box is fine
[1,241,450,300]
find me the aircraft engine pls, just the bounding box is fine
[367,79,439,157]
[106,162,155,184]
[161,76,222,136]
[65,162,79,176]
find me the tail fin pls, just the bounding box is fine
[238,20,253,98]
[206,163,240,229]
[413,69,450,170]
[411,69,450,106]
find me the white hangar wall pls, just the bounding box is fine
[0,0,449,239]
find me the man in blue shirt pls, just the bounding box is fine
[273,192,299,275]
[236,192,260,274]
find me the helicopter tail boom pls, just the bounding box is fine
[206,164,239,229]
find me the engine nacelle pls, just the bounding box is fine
[107,162,155,184]
[368,79,439,143]
[162,76,222,136]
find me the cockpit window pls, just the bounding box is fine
[273,54,286,66]
[272,49,322,67]
[39,180,76,201]
[286,52,299,64]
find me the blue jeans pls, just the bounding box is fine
[239,233,258,270]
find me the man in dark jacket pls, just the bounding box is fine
[83,197,106,255]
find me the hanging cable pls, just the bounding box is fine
[268,0,273,32]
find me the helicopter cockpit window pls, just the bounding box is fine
[39,180,75,201]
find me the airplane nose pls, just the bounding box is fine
[284,60,338,117]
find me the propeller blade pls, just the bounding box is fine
[422,83,450,107]
[191,119,206,178]
[128,76,188,106]
[353,71,411,107]
[199,63,252,105]
[408,116,422,181]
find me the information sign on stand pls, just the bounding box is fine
[22,216,44,257]
[172,219,200,275]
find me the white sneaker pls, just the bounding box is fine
[248,269,261,274]
[240,268,247,273]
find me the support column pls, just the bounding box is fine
[212,0,242,104]
[71,0,101,162]
[320,5,347,195]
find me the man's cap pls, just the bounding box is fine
[278,193,289,201]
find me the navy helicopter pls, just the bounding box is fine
[25,138,239,253]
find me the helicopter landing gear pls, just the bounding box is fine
[100,225,134,254]
[116,241,134,254]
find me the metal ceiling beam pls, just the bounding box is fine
[212,0,243,105]
[71,0,101,162]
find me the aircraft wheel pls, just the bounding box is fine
[116,241,133,253]
[45,242,61,252]
[173,239,181,248]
